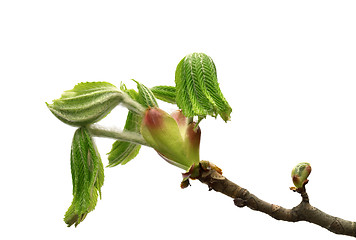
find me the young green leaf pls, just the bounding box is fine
[64,127,104,227]
[132,79,158,108]
[175,53,232,122]
[108,80,163,167]
[150,85,176,104]
[107,111,142,167]
[107,140,141,167]
[47,82,145,126]
[120,82,139,100]
[107,84,143,167]
[46,82,122,126]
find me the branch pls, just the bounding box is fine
[197,167,356,237]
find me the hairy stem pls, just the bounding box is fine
[87,124,148,146]
[121,92,146,115]
[197,166,356,237]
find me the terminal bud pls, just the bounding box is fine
[291,162,311,191]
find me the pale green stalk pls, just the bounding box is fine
[87,124,148,146]
[120,93,147,115]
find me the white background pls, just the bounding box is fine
[1,1,356,239]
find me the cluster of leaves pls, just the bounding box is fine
[175,53,231,122]
[46,53,232,227]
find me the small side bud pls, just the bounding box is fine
[180,178,191,189]
[200,160,223,175]
[291,162,311,191]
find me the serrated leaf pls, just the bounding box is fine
[175,53,232,122]
[150,85,176,104]
[107,111,142,167]
[132,79,158,108]
[64,127,104,227]
[120,82,140,101]
[107,140,141,167]
[47,82,123,126]
[107,86,143,166]
[107,80,160,167]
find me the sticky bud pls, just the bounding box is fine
[141,108,200,171]
[291,162,311,190]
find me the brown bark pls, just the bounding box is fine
[197,166,356,237]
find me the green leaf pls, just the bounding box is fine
[175,53,232,122]
[64,127,104,227]
[107,80,160,167]
[107,140,141,167]
[132,79,158,108]
[120,82,140,101]
[107,85,143,166]
[47,82,123,126]
[150,85,176,104]
[107,111,142,167]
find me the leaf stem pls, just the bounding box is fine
[121,92,147,115]
[87,124,149,146]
